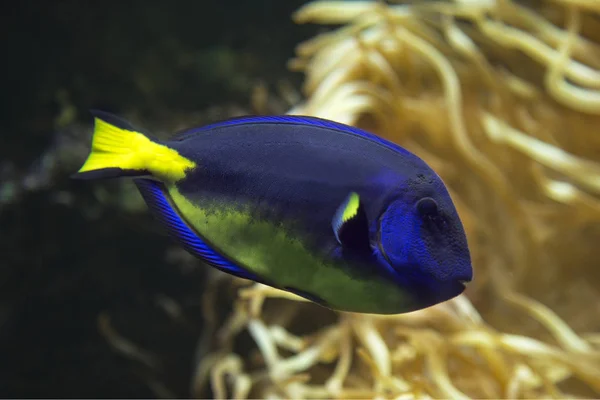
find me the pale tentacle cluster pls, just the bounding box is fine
[201,282,600,399]
[198,1,600,398]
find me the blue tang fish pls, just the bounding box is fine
[73,111,473,314]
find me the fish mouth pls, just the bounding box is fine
[440,279,470,300]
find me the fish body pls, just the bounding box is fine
[74,112,473,314]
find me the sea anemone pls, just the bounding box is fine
[195,1,600,398]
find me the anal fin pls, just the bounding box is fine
[134,178,265,283]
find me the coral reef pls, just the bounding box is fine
[197,1,600,398]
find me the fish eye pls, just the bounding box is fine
[416,197,438,217]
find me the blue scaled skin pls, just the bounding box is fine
[73,112,473,314]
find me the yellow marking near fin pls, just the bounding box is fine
[78,117,195,181]
[342,192,360,222]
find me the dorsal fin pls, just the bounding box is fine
[169,115,411,158]
[332,192,372,254]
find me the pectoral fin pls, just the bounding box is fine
[332,192,372,254]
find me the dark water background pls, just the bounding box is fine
[0,1,319,397]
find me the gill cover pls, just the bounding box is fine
[379,195,472,284]
[379,198,415,272]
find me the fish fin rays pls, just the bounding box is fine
[169,115,411,158]
[332,192,372,255]
[133,178,264,282]
[73,110,195,182]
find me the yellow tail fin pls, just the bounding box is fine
[73,111,195,181]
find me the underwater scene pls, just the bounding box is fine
[2,0,600,398]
